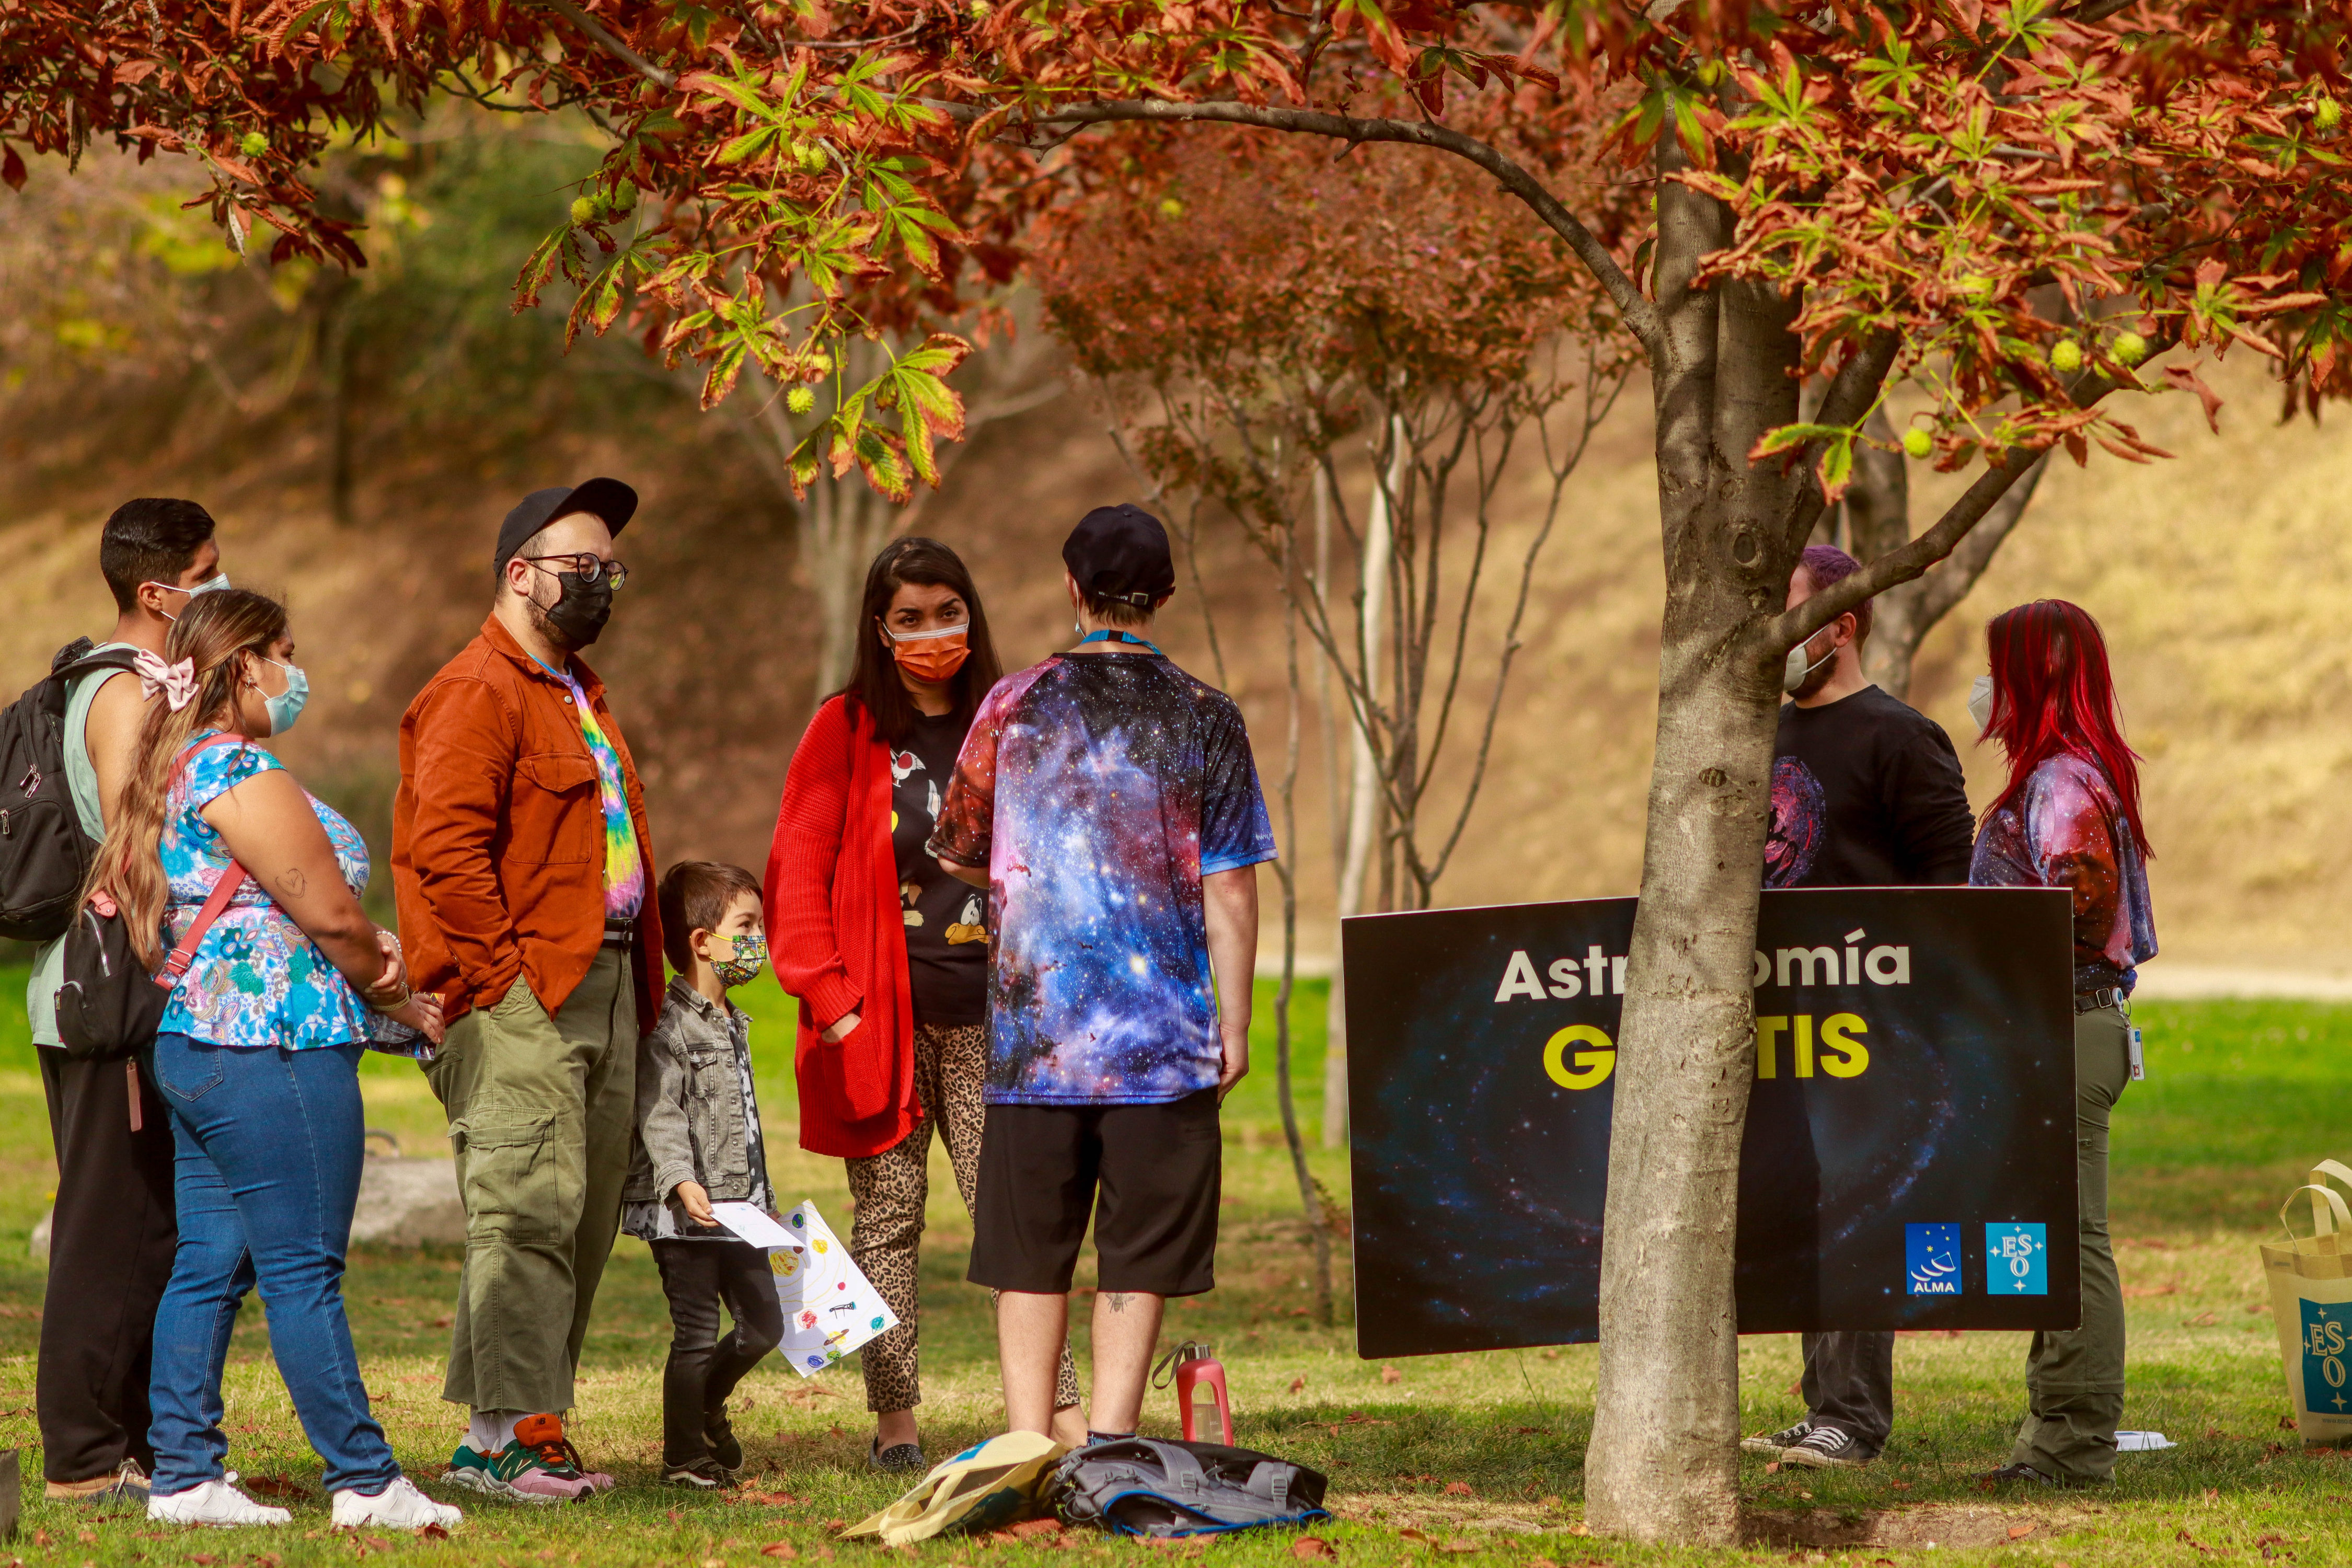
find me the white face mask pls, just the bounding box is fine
[1782,633,1835,695]
[146,572,230,621]
[1967,674,1994,732]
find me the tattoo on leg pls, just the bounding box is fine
[1105,1293,1132,1312]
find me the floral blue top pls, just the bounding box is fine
[159,733,419,1054]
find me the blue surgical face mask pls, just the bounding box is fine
[147,572,230,621]
[258,655,309,737]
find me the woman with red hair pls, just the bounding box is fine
[1968,598,2156,1489]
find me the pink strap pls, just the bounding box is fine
[153,733,256,991]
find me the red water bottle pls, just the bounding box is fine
[1173,1344,1232,1445]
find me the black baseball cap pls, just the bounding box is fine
[1062,502,1175,607]
[493,478,638,573]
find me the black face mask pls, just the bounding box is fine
[539,571,613,649]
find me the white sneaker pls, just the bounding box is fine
[332,1474,463,1532]
[147,1475,292,1527]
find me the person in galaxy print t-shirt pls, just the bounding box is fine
[929,503,1276,1447]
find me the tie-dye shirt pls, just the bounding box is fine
[537,658,644,920]
[929,650,1278,1106]
[158,733,421,1054]
[1970,751,2158,995]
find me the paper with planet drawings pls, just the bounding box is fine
[768,1200,898,1377]
[710,1201,794,1250]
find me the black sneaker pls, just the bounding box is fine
[1742,1419,1811,1457]
[1781,1425,1871,1469]
[868,1437,926,1473]
[663,1458,731,1490]
[705,1408,743,1474]
[1978,1462,2059,1487]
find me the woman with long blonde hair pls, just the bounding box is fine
[89,589,457,1532]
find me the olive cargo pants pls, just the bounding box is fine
[2009,1001,2131,1483]
[426,951,637,1416]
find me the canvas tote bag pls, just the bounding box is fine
[2261,1158,2352,1446]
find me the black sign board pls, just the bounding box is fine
[1344,887,2078,1359]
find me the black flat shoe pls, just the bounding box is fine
[1978,1462,2058,1487]
[869,1437,926,1473]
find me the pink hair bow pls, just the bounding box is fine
[134,649,199,712]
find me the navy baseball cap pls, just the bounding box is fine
[1062,503,1175,607]
[494,477,638,572]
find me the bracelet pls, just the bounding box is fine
[377,984,413,1011]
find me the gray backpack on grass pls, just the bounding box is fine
[1046,1437,1329,1538]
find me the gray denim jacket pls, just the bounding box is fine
[623,977,773,1217]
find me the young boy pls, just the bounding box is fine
[623,862,786,1489]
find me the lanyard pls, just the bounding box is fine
[1076,629,1166,657]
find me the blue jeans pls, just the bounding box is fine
[147,1034,397,1495]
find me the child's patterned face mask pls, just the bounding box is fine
[710,931,768,988]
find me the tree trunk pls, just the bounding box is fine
[1322,419,1400,1147]
[1585,166,1807,1544]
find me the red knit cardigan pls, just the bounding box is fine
[764,696,918,1159]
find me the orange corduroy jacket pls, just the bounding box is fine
[391,614,663,1036]
[765,695,918,1159]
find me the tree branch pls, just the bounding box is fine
[532,0,678,89]
[1779,328,1900,550]
[1906,449,2047,630]
[989,99,1660,349]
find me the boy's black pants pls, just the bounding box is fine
[39,1050,177,1485]
[650,1237,785,1465]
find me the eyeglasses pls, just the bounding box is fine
[518,554,630,590]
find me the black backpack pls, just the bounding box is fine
[0,639,143,942]
[1046,1438,1329,1538]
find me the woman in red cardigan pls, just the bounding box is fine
[766,537,1081,1470]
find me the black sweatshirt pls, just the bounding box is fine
[1763,684,1976,889]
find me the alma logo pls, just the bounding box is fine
[1906,1223,1963,1296]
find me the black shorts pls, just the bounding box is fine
[967,1089,1222,1297]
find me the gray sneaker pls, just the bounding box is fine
[1781,1425,1871,1469]
[1742,1419,1811,1457]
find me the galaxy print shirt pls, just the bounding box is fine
[1970,751,2157,995]
[929,651,1277,1105]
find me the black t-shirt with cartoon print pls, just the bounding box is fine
[891,711,990,1025]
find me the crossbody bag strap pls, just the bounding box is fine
[153,733,257,991]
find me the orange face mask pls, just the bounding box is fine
[887,623,971,684]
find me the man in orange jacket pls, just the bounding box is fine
[392,479,662,1502]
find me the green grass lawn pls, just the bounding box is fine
[0,970,2345,1563]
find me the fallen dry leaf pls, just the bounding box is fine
[1289,1376,1307,1394]
[1539,1494,1561,1507]
[1527,1560,1559,1568]
[1763,1461,1781,1475]
[2007,1524,2036,1540]
[1010,1520,1064,1540]
[1566,1524,1590,1538]
[763,1544,800,1559]
[419,1525,451,1541]
[1291,1538,1338,1561]
[1540,1349,1559,1361]
[188,1558,214,1566]
[1438,1542,1479,1556]
[244,1475,312,1500]
[825,1519,848,1532]
[1381,1366,1401,1385]
[1397,1529,1433,1546]
[1888,1481,1911,1491]
[2282,1415,2302,1431]
[2207,1488,2221,1500]
[1444,1482,1475,1497]
[1784,1379,1802,1397]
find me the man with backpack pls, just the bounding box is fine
[11,499,227,1504]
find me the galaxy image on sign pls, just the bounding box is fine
[1343,887,2079,1359]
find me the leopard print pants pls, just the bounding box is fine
[845,1022,1082,1415]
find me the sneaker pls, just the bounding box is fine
[705,1408,743,1473]
[1781,1425,1871,1469]
[443,1420,597,1505]
[1978,1462,2060,1487]
[1742,1419,1811,1457]
[148,1475,292,1527]
[50,1459,151,1505]
[869,1436,927,1473]
[511,1414,616,1494]
[332,1475,464,1532]
[663,1458,731,1490]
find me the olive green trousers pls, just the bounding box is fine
[2009,1001,2131,1483]
[424,951,637,1416]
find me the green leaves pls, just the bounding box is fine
[1750,421,1860,502]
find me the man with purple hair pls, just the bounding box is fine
[1745,543,1976,1470]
